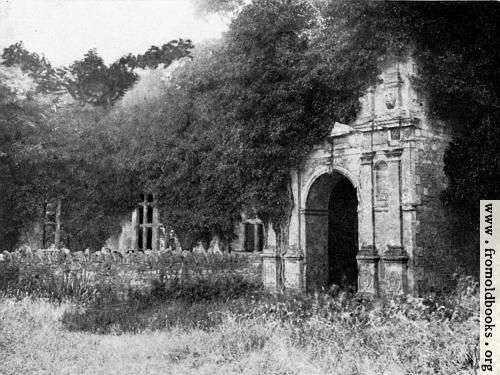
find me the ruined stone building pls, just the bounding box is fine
[257,60,469,296]
[107,59,469,297]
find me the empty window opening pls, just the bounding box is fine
[244,222,264,252]
[244,223,254,252]
[256,224,264,252]
[138,230,143,249]
[136,193,157,251]
[146,227,153,250]
[147,206,153,224]
[138,207,144,225]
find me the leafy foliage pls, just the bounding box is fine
[0,41,191,250]
[2,1,499,250]
[2,40,194,106]
[154,0,500,242]
[324,1,500,224]
[192,0,245,16]
[113,0,384,245]
[2,42,67,96]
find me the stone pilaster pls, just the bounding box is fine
[284,245,305,292]
[356,245,380,296]
[262,247,281,291]
[384,148,404,248]
[359,151,376,249]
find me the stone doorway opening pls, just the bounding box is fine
[305,171,358,292]
[328,177,358,291]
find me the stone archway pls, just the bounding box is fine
[304,171,359,292]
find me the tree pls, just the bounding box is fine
[109,0,383,248]
[0,40,192,250]
[67,49,136,106]
[192,0,245,16]
[1,42,67,97]
[67,40,194,106]
[321,1,500,225]
[0,65,43,248]
[124,0,500,251]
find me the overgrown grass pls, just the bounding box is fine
[62,275,263,333]
[0,274,479,374]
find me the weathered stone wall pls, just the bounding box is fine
[0,249,262,299]
[413,120,477,293]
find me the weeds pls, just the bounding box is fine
[0,264,479,374]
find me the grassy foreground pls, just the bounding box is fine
[0,276,479,375]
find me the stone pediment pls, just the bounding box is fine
[329,122,354,138]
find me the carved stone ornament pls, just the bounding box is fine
[360,151,376,165]
[359,268,372,289]
[384,92,397,110]
[387,270,402,293]
[332,156,347,168]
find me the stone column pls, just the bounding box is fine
[357,151,379,295]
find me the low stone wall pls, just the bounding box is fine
[0,249,262,299]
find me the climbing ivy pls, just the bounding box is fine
[113,0,500,247]
[4,0,498,249]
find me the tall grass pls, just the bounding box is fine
[0,265,479,374]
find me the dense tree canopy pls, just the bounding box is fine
[133,0,500,245]
[2,0,499,250]
[0,41,192,250]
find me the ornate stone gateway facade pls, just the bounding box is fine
[263,60,454,296]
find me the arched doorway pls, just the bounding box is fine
[305,171,359,291]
